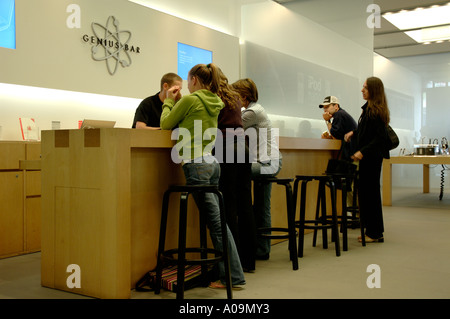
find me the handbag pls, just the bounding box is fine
[386,125,399,150]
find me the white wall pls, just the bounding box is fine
[0,0,375,141]
[128,0,246,36]
[375,52,450,189]
[0,0,240,140]
[0,83,141,140]
[374,53,422,147]
[240,0,374,138]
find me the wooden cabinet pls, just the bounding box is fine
[0,171,24,257]
[0,142,41,259]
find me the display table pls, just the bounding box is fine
[382,155,450,206]
[41,129,340,298]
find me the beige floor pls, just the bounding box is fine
[1,187,450,300]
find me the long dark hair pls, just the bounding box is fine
[189,63,221,93]
[366,76,390,126]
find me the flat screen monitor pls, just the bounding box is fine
[80,119,116,129]
[0,0,16,49]
[177,42,212,80]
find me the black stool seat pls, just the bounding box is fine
[166,184,220,192]
[252,177,298,270]
[293,174,340,257]
[253,177,294,184]
[155,184,232,299]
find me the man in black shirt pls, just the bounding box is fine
[320,95,357,161]
[132,73,183,129]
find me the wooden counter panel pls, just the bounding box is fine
[25,197,41,252]
[26,142,42,160]
[0,171,24,257]
[53,187,102,297]
[279,136,341,151]
[26,171,41,196]
[41,129,131,298]
[0,141,41,259]
[0,142,25,170]
[41,128,340,298]
[130,147,210,285]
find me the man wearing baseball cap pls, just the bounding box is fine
[319,96,357,162]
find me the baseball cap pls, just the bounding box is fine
[319,96,339,108]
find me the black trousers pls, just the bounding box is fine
[358,155,385,239]
[218,141,257,271]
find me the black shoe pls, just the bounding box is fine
[256,254,269,260]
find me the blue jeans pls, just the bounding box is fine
[182,158,245,286]
[251,158,282,258]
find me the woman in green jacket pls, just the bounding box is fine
[160,63,246,289]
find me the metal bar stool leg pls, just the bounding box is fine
[328,179,340,257]
[341,177,348,251]
[297,180,308,257]
[312,184,321,247]
[176,192,189,300]
[155,190,171,295]
[283,182,298,270]
[319,180,328,249]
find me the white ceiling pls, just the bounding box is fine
[373,0,450,59]
[274,0,450,59]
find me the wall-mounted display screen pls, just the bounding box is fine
[0,0,15,49]
[177,42,212,80]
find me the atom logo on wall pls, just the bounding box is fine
[89,16,134,75]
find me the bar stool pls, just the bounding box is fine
[346,171,363,231]
[313,172,365,251]
[293,175,340,257]
[344,171,365,246]
[154,184,232,299]
[252,177,298,270]
[340,171,365,246]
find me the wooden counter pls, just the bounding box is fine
[41,129,340,298]
[0,141,41,259]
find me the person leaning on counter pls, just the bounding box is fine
[159,63,246,290]
[132,72,183,130]
[320,95,357,162]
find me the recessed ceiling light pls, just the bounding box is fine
[383,5,450,43]
[383,5,450,30]
[405,25,450,43]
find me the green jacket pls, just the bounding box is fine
[160,89,224,161]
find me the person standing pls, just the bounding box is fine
[160,63,246,289]
[215,70,256,273]
[345,77,390,243]
[132,73,182,129]
[232,78,282,260]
